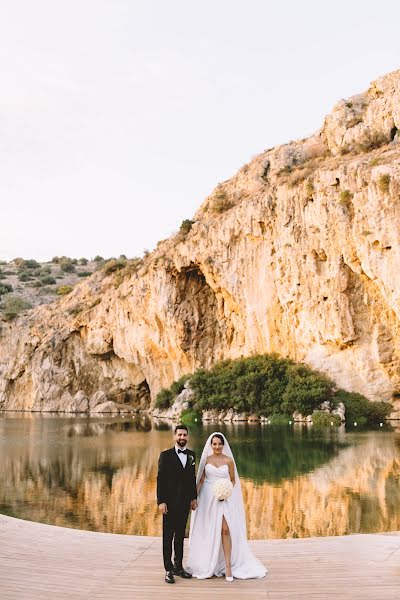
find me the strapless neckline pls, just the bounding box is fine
[205,463,229,470]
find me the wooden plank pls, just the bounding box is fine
[0,515,399,599]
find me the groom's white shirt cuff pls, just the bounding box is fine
[175,444,188,467]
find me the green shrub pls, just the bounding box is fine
[103,258,127,275]
[60,260,75,273]
[180,408,202,424]
[56,285,73,295]
[31,281,43,288]
[77,271,92,278]
[2,270,15,276]
[0,283,13,295]
[155,388,174,409]
[2,295,32,320]
[24,259,40,269]
[180,220,194,235]
[268,413,293,425]
[190,354,320,415]
[160,355,385,427]
[13,258,40,270]
[365,401,391,424]
[281,364,334,416]
[378,174,391,193]
[0,271,6,280]
[334,390,392,426]
[312,411,341,427]
[40,275,56,285]
[17,271,32,281]
[93,255,104,262]
[78,257,88,265]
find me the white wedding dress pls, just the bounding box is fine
[186,432,267,580]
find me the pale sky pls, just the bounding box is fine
[1,0,399,262]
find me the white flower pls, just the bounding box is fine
[212,478,233,501]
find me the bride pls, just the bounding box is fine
[187,431,267,581]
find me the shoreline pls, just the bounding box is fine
[1,409,400,423]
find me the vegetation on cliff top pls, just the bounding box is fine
[0,254,142,319]
[156,354,392,425]
[0,256,100,320]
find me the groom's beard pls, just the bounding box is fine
[177,440,187,448]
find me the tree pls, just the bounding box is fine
[281,364,333,416]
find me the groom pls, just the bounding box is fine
[157,424,197,584]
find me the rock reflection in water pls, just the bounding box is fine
[65,415,152,437]
[0,415,399,539]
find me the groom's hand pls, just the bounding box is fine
[190,500,198,511]
[158,503,168,514]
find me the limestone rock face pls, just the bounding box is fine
[1,69,400,411]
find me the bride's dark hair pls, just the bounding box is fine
[211,433,224,445]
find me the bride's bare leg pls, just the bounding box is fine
[221,516,232,577]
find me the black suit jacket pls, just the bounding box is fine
[157,447,197,510]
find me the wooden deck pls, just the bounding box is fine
[0,515,399,599]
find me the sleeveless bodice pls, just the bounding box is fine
[204,463,230,483]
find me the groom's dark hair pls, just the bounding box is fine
[174,424,188,433]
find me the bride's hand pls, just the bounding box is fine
[191,499,198,511]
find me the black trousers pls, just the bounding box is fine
[162,504,190,571]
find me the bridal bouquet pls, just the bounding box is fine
[212,479,233,501]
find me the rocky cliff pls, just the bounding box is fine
[1,69,400,412]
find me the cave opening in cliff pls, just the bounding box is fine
[172,263,226,359]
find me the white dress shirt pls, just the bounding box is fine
[175,444,188,467]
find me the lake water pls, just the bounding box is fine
[1,413,399,539]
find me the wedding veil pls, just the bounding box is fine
[193,431,247,539]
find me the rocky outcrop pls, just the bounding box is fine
[1,69,400,411]
[151,381,194,420]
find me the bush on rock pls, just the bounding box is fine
[155,354,391,427]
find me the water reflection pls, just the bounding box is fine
[0,414,399,539]
[65,416,153,437]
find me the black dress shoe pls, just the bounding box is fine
[165,571,175,584]
[172,567,192,579]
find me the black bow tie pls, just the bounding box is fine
[178,449,187,454]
